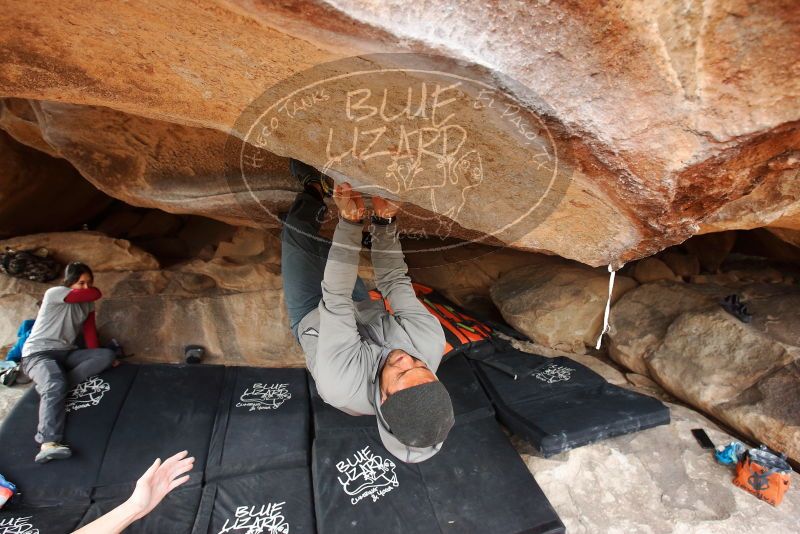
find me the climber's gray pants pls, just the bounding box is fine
[281,191,369,339]
[22,348,115,443]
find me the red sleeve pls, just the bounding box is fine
[64,287,102,303]
[82,311,100,349]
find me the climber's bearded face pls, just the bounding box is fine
[380,349,437,403]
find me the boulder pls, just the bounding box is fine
[406,241,535,317]
[608,281,730,374]
[176,216,237,260]
[624,372,667,399]
[659,250,700,278]
[735,228,800,264]
[631,257,677,284]
[94,269,302,367]
[0,228,301,366]
[700,149,800,241]
[95,211,235,264]
[689,272,742,285]
[1,1,799,266]
[491,259,637,354]
[126,210,185,239]
[722,255,800,283]
[608,279,800,372]
[610,279,800,462]
[133,237,190,264]
[647,307,800,461]
[719,361,800,464]
[767,227,800,249]
[741,284,800,348]
[647,309,794,407]
[177,232,283,294]
[94,208,146,238]
[0,293,39,351]
[88,227,299,365]
[212,227,280,263]
[0,100,296,230]
[0,232,159,272]
[683,232,738,272]
[0,275,60,357]
[724,266,785,285]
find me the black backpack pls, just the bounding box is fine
[0,247,62,283]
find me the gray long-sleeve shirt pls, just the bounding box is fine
[296,219,447,462]
[22,286,94,358]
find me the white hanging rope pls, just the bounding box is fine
[595,263,623,350]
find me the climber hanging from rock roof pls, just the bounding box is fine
[282,159,454,463]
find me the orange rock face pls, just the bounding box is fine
[0,0,798,266]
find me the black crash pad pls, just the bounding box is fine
[419,418,564,533]
[192,467,315,534]
[1,359,572,533]
[206,367,310,481]
[469,347,671,457]
[0,504,87,534]
[312,419,565,534]
[0,363,139,506]
[309,353,563,532]
[93,364,225,499]
[0,363,313,531]
[76,485,203,534]
[313,426,437,533]
[435,353,495,424]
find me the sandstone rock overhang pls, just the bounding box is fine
[0,0,798,266]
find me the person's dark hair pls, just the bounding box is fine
[63,262,93,287]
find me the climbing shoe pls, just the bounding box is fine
[289,158,334,198]
[720,294,752,323]
[0,365,18,387]
[35,442,72,464]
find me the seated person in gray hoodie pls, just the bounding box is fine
[283,159,454,463]
[21,262,116,463]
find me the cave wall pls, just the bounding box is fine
[0,129,112,239]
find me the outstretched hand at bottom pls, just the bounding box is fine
[128,450,194,519]
[73,450,194,534]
